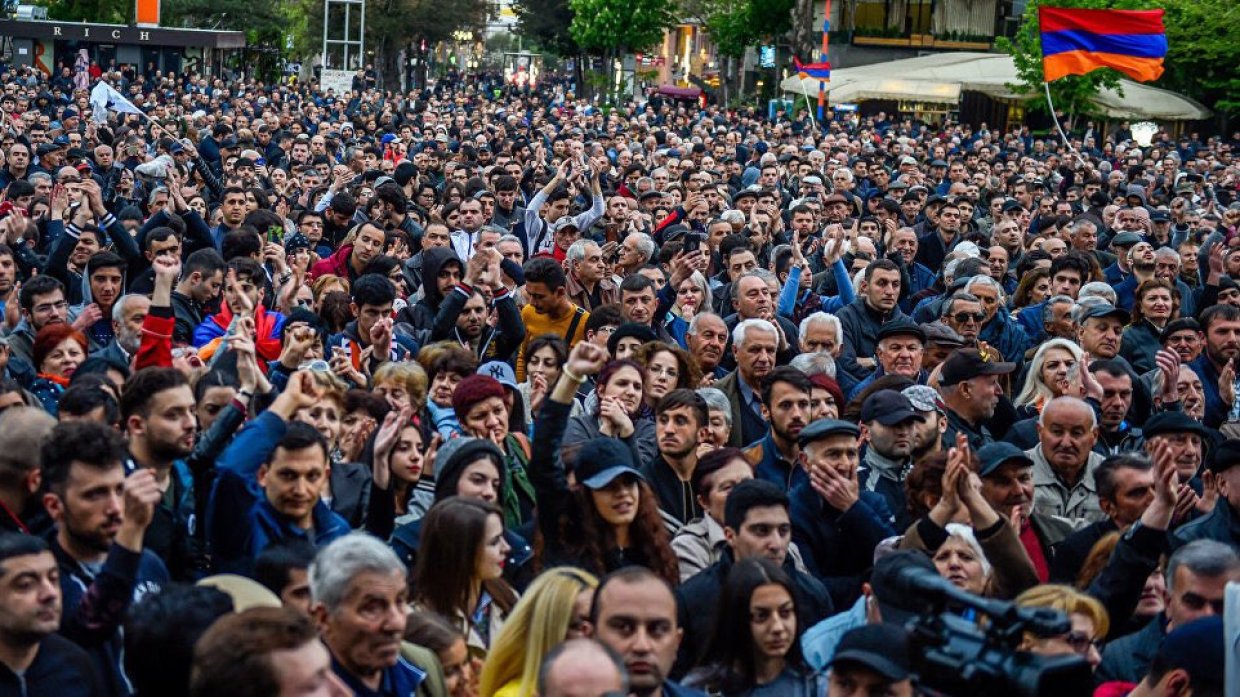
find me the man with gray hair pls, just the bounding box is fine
[564,239,616,311]
[92,293,150,367]
[311,533,444,696]
[538,638,629,697]
[1040,295,1078,345]
[716,319,778,447]
[1027,397,1106,526]
[1099,539,1240,683]
[0,407,55,535]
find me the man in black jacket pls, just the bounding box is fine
[672,479,833,678]
[0,533,102,696]
[171,248,225,346]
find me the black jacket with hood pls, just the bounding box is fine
[397,247,462,336]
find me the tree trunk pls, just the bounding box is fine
[791,0,818,61]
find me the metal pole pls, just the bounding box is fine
[818,0,830,122]
[1043,81,1087,168]
[321,0,329,69]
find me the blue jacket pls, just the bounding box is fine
[978,311,1031,364]
[901,262,938,313]
[746,430,807,492]
[1015,301,1047,345]
[52,538,168,697]
[801,596,866,671]
[789,483,897,609]
[208,411,352,574]
[1188,354,1227,429]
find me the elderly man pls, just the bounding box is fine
[564,239,617,311]
[790,419,896,607]
[716,319,779,447]
[847,319,926,400]
[939,348,1014,451]
[311,533,444,696]
[967,275,1029,364]
[1028,397,1106,526]
[940,291,985,349]
[1077,304,1129,361]
[685,312,730,380]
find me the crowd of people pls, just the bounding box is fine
[0,57,1237,696]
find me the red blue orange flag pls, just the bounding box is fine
[794,57,831,81]
[1039,7,1167,83]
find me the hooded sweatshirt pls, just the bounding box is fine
[398,247,462,333]
[70,259,127,351]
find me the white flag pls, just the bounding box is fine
[89,82,144,123]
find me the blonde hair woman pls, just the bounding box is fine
[1015,584,1109,671]
[1014,338,1084,414]
[479,567,599,697]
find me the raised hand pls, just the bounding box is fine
[565,340,608,378]
[1154,348,1181,403]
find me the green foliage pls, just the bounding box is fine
[36,0,130,23]
[568,0,675,54]
[704,0,788,57]
[514,0,580,57]
[1159,0,1240,120]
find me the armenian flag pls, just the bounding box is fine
[794,57,831,81]
[1039,7,1167,83]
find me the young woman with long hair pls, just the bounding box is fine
[530,341,679,586]
[413,497,519,656]
[479,567,598,697]
[632,340,701,412]
[687,558,821,696]
[562,357,657,472]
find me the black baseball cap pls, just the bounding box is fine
[1078,304,1130,324]
[1207,439,1240,474]
[831,624,912,681]
[860,390,926,426]
[574,438,645,490]
[976,442,1033,477]
[938,349,1015,387]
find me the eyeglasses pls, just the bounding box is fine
[951,312,986,324]
[1064,631,1102,656]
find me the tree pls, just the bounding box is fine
[569,0,675,97]
[1159,0,1240,128]
[514,0,580,57]
[38,0,130,23]
[698,0,793,101]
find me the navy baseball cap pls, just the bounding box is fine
[575,438,645,490]
[976,442,1033,477]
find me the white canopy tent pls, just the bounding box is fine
[781,52,1211,121]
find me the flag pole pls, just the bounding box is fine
[1042,80,1088,169]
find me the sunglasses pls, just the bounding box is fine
[951,312,986,324]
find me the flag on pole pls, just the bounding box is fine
[89,82,145,123]
[794,57,831,81]
[1039,7,1167,83]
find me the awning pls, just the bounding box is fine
[0,19,246,49]
[780,52,1210,121]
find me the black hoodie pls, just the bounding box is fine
[397,246,461,333]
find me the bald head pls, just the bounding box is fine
[538,639,628,697]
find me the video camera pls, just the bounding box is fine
[889,564,1094,697]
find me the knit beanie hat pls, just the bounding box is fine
[452,374,507,421]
